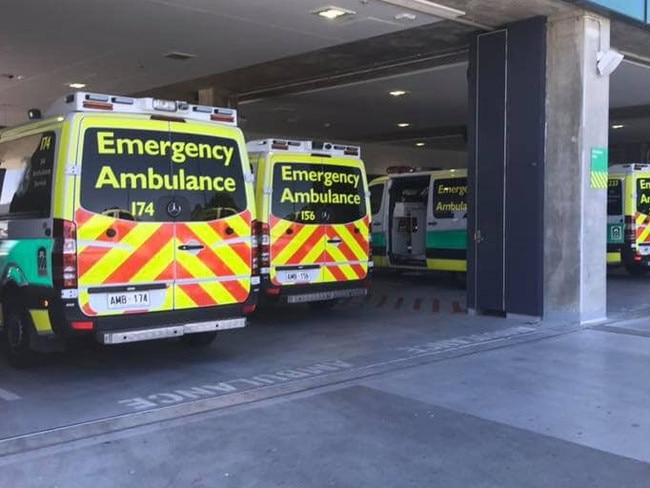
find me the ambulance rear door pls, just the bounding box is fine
[607,174,624,263]
[427,173,468,271]
[268,155,326,287]
[168,121,253,311]
[319,158,370,284]
[76,117,176,316]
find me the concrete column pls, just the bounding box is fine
[544,12,610,323]
[197,87,238,108]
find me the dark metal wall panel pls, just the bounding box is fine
[505,17,547,316]
[469,30,507,312]
[468,17,547,317]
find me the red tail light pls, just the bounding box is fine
[256,221,270,270]
[54,219,78,289]
[625,216,637,244]
[71,321,94,330]
[251,220,260,276]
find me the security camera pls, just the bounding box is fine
[597,49,624,77]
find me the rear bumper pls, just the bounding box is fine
[261,277,370,303]
[99,317,246,344]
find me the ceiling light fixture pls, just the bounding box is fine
[69,83,86,89]
[313,6,356,20]
[397,122,411,128]
[376,0,465,20]
[389,90,409,97]
[611,124,625,129]
[415,142,426,146]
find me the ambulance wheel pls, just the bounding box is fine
[3,304,38,368]
[624,263,648,277]
[308,299,338,311]
[181,331,218,347]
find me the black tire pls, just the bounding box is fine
[3,304,38,368]
[308,299,338,311]
[180,331,218,347]
[624,262,648,277]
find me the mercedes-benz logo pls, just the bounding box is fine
[166,200,182,218]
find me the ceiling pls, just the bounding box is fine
[1,0,649,164]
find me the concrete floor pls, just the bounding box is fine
[0,271,649,487]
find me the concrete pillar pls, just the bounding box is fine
[197,87,238,108]
[544,12,611,323]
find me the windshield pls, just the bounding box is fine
[271,161,366,224]
[80,127,247,222]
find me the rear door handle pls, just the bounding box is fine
[178,244,205,251]
[327,238,342,244]
[372,222,381,227]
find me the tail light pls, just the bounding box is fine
[625,216,637,244]
[54,219,78,289]
[251,220,260,276]
[256,221,270,270]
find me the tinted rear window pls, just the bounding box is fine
[81,128,247,222]
[608,178,622,215]
[0,131,55,219]
[637,178,650,215]
[370,184,384,215]
[432,177,468,219]
[272,162,366,224]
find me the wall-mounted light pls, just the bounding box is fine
[611,124,625,129]
[389,90,409,97]
[397,122,411,128]
[597,49,624,77]
[69,83,86,89]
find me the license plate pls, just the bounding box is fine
[286,271,311,282]
[107,291,150,309]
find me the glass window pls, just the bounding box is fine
[607,178,623,215]
[432,177,468,219]
[272,162,366,224]
[81,128,247,222]
[636,178,650,215]
[589,0,645,21]
[369,184,384,215]
[0,131,56,219]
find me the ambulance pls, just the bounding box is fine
[0,92,258,366]
[369,168,467,275]
[246,139,371,309]
[607,163,650,275]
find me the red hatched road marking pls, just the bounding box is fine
[432,299,441,313]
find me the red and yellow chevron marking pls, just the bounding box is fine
[635,212,650,244]
[76,208,252,316]
[268,215,370,286]
[173,210,252,310]
[321,217,370,283]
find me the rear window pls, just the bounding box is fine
[370,184,384,215]
[636,178,650,215]
[432,177,468,219]
[608,178,622,215]
[0,131,55,219]
[272,162,366,224]
[80,128,247,222]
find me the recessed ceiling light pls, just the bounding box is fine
[164,51,196,61]
[376,0,465,20]
[415,142,426,146]
[397,122,411,128]
[395,12,417,21]
[389,90,409,97]
[313,6,356,20]
[611,124,625,129]
[69,83,86,89]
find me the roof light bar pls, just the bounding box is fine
[44,91,238,126]
[246,139,361,158]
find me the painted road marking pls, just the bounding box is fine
[394,297,404,309]
[413,298,422,311]
[452,301,465,313]
[118,360,354,411]
[432,298,440,313]
[0,387,21,401]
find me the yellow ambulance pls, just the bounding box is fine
[246,139,371,309]
[608,163,650,275]
[0,92,258,366]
